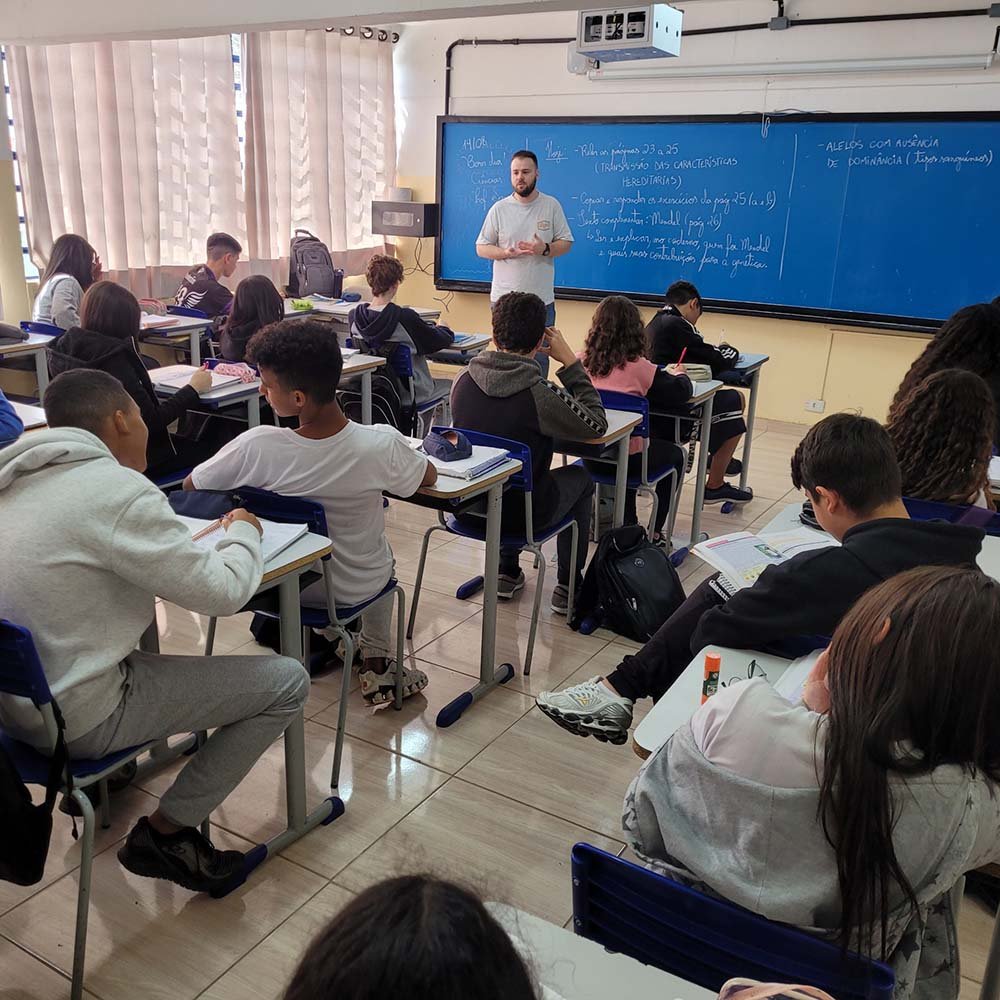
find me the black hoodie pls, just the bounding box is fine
[692,517,985,653]
[47,327,199,469]
[646,306,731,377]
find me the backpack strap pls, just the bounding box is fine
[44,698,71,813]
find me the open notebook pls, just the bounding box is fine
[149,365,243,392]
[694,527,838,598]
[990,456,1000,489]
[410,440,511,480]
[176,515,309,567]
[138,314,181,330]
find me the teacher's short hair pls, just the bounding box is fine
[45,369,135,437]
[491,292,547,353]
[510,149,538,167]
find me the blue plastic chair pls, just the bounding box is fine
[167,305,209,320]
[903,495,1000,535]
[200,487,406,789]
[20,320,63,336]
[405,428,578,675]
[576,389,682,544]
[388,342,451,429]
[0,621,161,1000]
[571,844,895,1000]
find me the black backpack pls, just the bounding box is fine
[287,230,344,298]
[0,702,70,886]
[339,339,418,435]
[570,525,685,642]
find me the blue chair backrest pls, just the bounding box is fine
[234,485,328,538]
[167,305,209,320]
[596,389,649,439]
[0,620,53,705]
[388,343,414,379]
[903,495,1000,535]
[431,426,529,493]
[20,320,63,337]
[571,844,894,1000]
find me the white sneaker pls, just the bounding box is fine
[536,677,633,745]
[359,663,429,706]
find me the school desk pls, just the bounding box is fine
[283,299,315,318]
[395,448,524,727]
[307,297,442,335]
[11,400,47,431]
[342,352,388,424]
[149,366,263,428]
[734,352,770,492]
[0,331,54,398]
[429,331,491,367]
[555,409,643,530]
[137,314,214,367]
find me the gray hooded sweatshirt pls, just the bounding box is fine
[0,427,263,747]
[624,680,1000,1000]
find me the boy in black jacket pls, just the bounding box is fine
[537,413,985,744]
[451,291,608,613]
[350,254,454,423]
[646,280,751,506]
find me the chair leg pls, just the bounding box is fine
[524,545,546,676]
[97,779,111,830]
[204,616,218,656]
[330,627,353,790]
[567,521,579,622]
[70,788,96,1000]
[406,524,445,639]
[394,589,406,710]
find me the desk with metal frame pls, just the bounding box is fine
[733,353,770,493]
[138,315,215,367]
[0,332,54,399]
[151,367,263,428]
[342,352,387,425]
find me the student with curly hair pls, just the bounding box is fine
[579,296,690,544]
[886,368,995,508]
[889,302,1000,446]
[186,319,436,703]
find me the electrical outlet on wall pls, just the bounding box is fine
[805,400,826,413]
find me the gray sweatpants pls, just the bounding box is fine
[66,649,309,828]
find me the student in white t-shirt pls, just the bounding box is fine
[185,319,437,704]
[476,149,574,331]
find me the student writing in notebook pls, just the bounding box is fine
[536,414,984,745]
[886,368,996,508]
[0,369,308,894]
[186,319,436,704]
[625,565,1000,999]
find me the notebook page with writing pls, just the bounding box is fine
[176,515,309,567]
[150,365,243,390]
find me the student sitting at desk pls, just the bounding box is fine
[46,281,216,481]
[283,875,541,1000]
[579,295,689,546]
[625,565,1000,999]
[889,301,1000,448]
[174,232,241,318]
[0,369,308,893]
[451,291,607,613]
[537,414,984,744]
[0,387,24,446]
[886,368,995,508]
[32,233,102,330]
[186,319,436,704]
[645,280,752,506]
[349,254,455,420]
[219,275,285,362]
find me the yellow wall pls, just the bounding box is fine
[395,175,928,426]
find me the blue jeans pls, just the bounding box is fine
[536,301,555,379]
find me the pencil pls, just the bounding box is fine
[677,346,688,366]
[191,518,224,541]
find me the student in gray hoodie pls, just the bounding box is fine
[451,291,607,614]
[626,565,1000,1000]
[0,369,309,894]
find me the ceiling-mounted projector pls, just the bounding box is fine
[575,4,682,64]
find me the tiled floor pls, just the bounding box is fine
[3,417,994,999]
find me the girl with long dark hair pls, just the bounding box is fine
[32,233,102,330]
[219,275,284,361]
[889,302,1000,445]
[579,295,689,544]
[626,565,1000,997]
[886,368,995,507]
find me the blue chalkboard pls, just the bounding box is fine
[435,115,1000,328]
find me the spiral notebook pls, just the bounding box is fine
[176,515,309,568]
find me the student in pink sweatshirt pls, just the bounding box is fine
[579,296,690,545]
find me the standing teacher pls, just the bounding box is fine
[476,149,574,374]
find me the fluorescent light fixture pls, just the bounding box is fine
[587,52,995,80]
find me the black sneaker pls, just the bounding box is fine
[703,483,754,506]
[497,570,526,599]
[117,816,245,893]
[726,458,743,476]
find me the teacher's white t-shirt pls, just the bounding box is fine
[476,192,573,305]
[191,422,427,605]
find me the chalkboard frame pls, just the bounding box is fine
[434,112,1000,334]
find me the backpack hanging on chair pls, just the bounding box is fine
[287,230,344,298]
[570,525,685,642]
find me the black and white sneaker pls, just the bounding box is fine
[497,570,526,599]
[117,817,245,893]
[703,483,753,506]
